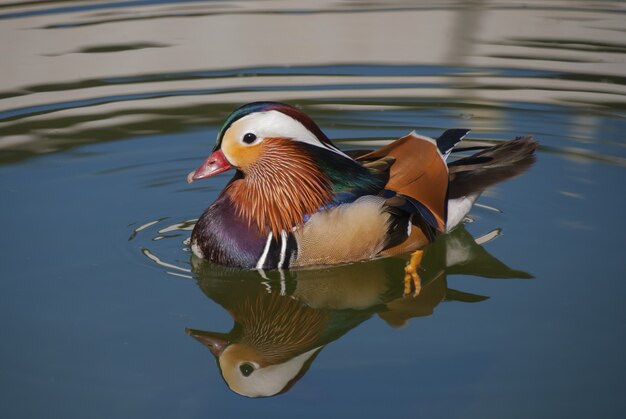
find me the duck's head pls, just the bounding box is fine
[187,102,358,234]
[186,290,333,397]
[187,102,349,182]
[187,329,322,398]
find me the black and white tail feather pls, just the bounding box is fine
[443,135,537,232]
[437,129,471,160]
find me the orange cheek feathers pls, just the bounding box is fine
[221,134,264,170]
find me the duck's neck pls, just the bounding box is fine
[235,292,329,365]
[226,143,334,236]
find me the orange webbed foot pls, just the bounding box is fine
[403,249,424,297]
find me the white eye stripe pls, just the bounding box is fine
[230,110,351,159]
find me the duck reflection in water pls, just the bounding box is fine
[186,226,531,397]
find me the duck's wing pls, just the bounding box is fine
[357,131,467,232]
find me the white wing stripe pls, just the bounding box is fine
[256,232,273,269]
[278,230,288,268]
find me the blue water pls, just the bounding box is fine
[1,1,625,418]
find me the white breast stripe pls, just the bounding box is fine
[256,232,273,269]
[278,230,288,268]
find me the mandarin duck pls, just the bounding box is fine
[187,226,532,397]
[187,102,537,270]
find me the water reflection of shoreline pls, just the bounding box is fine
[187,226,531,397]
[1,1,625,160]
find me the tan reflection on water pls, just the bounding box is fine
[186,226,532,398]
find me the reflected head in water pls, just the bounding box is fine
[186,226,532,398]
[187,290,331,397]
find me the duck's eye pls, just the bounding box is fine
[242,133,257,144]
[239,363,254,377]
